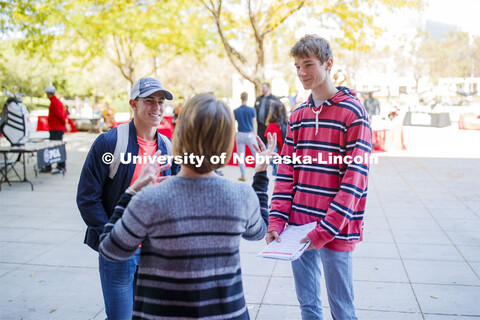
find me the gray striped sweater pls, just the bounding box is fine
[99,172,269,319]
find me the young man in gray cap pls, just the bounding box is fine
[77,77,179,319]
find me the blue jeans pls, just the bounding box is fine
[291,247,357,320]
[272,161,278,176]
[268,146,278,176]
[99,250,140,320]
[236,132,257,178]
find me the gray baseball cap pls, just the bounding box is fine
[130,77,173,100]
[45,85,56,93]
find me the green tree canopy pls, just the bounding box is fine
[196,0,422,95]
[3,0,216,87]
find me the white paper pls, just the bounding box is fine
[258,222,317,261]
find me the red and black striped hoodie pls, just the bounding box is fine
[268,87,372,252]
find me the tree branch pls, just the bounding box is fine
[126,36,135,82]
[109,35,131,83]
[248,0,262,45]
[196,0,254,83]
[262,1,306,36]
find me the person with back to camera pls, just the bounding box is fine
[234,91,258,181]
[98,93,278,319]
[264,100,288,176]
[77,77,179,320]
[254,82,278,144]
[266,35,372,320]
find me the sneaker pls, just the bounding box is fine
[238,177,246,181]
[39,167,52,173]
[52,168,66,175]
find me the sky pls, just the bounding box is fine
[423,0,479,35]
[296,0,480,46]
[382,0,480,36]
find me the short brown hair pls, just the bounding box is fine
[240,92,248,102]
[290,34,333,64]
[173,93,234,174]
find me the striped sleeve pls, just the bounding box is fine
[99,192,133,244]
[268,118,295,234]
[99,192,150,261]
[307,114,372,249]
[252,171,269,225]
[243,172,268,241]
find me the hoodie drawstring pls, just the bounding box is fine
[311,105,323,135]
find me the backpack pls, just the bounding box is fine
[108,123,172,179]
[0,97,32,146]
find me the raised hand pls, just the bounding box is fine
[130,150,172,192]
[252,132,278,173]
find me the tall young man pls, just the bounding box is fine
[77,77,179,319]
[266,35,372,320]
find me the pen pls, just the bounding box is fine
[300,241,309,251]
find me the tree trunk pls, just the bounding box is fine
[127,77,134,120]
[254,80,262,97]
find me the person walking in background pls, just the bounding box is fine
[99,93,277,319]
[364,91,380,117]
[254,82,278,144]
[40,85,68,174]
[266,35,372,320]
[77,77,179,320]
[264,100,288,176]
[234,91,258,181]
